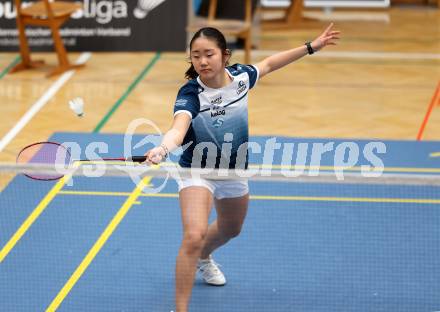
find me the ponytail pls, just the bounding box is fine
[185,63,198,80]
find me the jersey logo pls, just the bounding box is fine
[237,80,247,95]
[210,96,222,105]
[210,102,225,118]
[212,118,224,128]
[211,109,225,118]
[175,99,187,107]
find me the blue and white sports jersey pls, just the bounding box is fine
[173,64,259,169]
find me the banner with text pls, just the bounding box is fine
[0,0,187,51]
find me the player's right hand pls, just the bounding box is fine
[144,146,165,165]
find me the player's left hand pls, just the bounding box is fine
[311,23,341,52]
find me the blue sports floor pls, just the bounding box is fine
[1,133,440,312]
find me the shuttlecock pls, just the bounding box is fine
[134,0,166,19]
[69,97,84,117]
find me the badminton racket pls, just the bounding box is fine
[16,141,148,181]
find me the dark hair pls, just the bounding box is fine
[185,27,231,80]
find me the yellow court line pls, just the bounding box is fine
[251,195,440,204]
[59,190,179,198]
[57,190,440,205]
[46,176,152,312]
[59,190,134,197]
[0,175,71,263]
[430,152,440,158]
[252,164,440,173]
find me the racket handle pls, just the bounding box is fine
[127,156,147,163]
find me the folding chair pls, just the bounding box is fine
[11,0,83,77]
[261,0,304,30]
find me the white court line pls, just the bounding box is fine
[0,52,91,153]
[251,50,440,60]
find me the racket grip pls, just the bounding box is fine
[127,156,147,163]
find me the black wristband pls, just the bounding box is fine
[305,42,314,55]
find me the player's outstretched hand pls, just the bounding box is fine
[311,23,341,52]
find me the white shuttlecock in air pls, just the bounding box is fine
[134,0,166,19]
[69,97,84,117]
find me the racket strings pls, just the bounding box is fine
[16,142,72,180]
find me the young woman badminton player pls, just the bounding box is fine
[145,24,340,312]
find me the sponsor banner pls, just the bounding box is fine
[0,0,187,51]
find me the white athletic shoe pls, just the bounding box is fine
[197,255,226,286]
